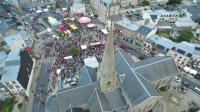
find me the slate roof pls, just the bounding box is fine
[46,82,99,112]
[1,48,21,82]
[85,66,97,82]
[0,51,7,61]
[136,25,152,37]
[105,88,127,110]
[150,15,158,21]
[78,66,93,86]
[149,35,176,50]
[134,56,178,82]
[116,17,140,31]
[115,49,157,107]
[0,20,9,34]
[175,41,200,55]
[88,89,111,112]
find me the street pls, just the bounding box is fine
[32,57,52,112]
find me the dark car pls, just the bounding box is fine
[182,81,190,88]
[195,73,200,80]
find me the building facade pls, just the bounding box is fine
[90,0,120,23]
[120,0,138,7]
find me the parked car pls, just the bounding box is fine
[173,76,181,83]
[182,81,190,88]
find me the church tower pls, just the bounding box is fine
[97,21,116,93]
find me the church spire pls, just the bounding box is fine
[97,21,116,93]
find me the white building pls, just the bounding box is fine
[0,48,35,97]
[154,10,179,22]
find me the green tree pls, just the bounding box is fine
[0,97,17,112]
[141,0,150,6]
[167,0,182,5]
[176,29,194,42]
[69,47,80,56]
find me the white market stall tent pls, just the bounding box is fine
[64,56,73,60]
[84,57,99,68]
[56,69,61,75]
[101,29,108,34]
[87,23,96,28]
[81,45,87,49]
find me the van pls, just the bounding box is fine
[193,87,200,94]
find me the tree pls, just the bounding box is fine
[141,0,150,6]
[69,47,80,56]
[176,29,194,42]
[167,0,182,5]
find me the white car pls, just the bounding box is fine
[173,76,181,83]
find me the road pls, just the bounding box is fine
[32,57,53,112]
[182,77,200,91]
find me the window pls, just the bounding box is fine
[12,81,16,84]
[107,81,111,86]
[15,85,21,88]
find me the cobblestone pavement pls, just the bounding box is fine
[159,80,200,112]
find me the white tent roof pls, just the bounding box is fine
[87,23,96,28]
[56,69,61,74]
[36,10,42,13]
[43,9,49,12]
[81,45,87,49]
[183,66,191,72]
[189,69,197,75]
[84,57,99,68]
[101,29,108,34]
[47,28,51,32]
[64,56,73,60]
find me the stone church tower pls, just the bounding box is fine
[97,21,117,93]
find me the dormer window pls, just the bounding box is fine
[107,81,111,86]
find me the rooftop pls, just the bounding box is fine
[149,35,176,49]
[116,17,140,31]
[1,48,21,83]
[175,41,200,55]
[0,51,7,61]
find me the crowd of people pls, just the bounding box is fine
[42,15,106,88]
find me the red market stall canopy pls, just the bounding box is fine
[57,25,65,31]
[25,47,32,53]
[78,17,91,24]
